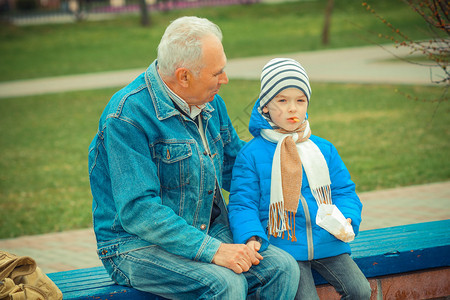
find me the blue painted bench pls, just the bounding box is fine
[48,220,450,299]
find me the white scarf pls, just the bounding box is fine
[260,121,332,240]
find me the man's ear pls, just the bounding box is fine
[262,106,269,113]
[174,68,191,88]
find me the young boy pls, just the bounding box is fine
[228,58,371,299]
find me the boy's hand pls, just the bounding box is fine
[246,241,263,264]
[246,240,262,255]
[246,236,264,263]
[333,218,354,242]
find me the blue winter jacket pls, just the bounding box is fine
[88,60,245,263]
[228,101,362,261]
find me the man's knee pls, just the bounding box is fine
[246,245,299,298]
[207,270,247,299]
[271,246,299,274]
[277,251,300,289]
[261,245,300,288]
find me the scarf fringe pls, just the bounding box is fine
[311,185,332,206]
[268,203,297,242]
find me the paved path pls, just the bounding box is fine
[0,45,448,275]
[0,44,446,99]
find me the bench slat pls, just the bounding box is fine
[63,285,161,300]
[48,220,450,299]
[314,220,450,285]
[56,279,114,292]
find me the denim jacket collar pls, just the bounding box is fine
[145,60,215,121]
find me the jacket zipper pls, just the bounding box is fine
[299,195,314,260]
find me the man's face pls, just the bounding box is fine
[185,35,228,106]
[262,88,308,131]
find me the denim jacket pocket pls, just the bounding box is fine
[153,142,192,190]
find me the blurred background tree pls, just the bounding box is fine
[322,0,334,45]
[363,0,448,102]
[139,0,149,26]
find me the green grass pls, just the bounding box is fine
[0,82,448,238]
[0,89,112,237]
[0,0,448,238]
[0,0,434,81]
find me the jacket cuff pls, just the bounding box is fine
[194,235,222,263]
[260,236,270,252]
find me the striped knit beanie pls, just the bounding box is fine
[259,58,311,113]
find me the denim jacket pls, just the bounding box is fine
[88,60,245,263]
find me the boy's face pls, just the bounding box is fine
[262,88,308,132]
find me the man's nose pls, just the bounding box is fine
[219,72,229,85]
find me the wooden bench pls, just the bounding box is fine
[48,220,450,299]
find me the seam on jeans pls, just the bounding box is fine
[108,256,131,286]
[246,266,266,285]
[122,251,224,296]
[313,259,348,296]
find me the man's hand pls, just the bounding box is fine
[212,243,263,274]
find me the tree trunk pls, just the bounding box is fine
[322,0,334,45]
[139,0,150,27]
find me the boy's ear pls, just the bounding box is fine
[262,106,269,113]
[174,68,191,87]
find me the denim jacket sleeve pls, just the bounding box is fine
[103,114,221,263]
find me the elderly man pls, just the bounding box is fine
[88,16,299,299]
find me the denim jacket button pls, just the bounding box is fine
[200,224,207,230]
[208,190,213,195]
[203,151,208,156]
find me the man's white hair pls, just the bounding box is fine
[157,16,223,78]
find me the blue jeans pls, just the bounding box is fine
[295,254,371,300]
[102,222,300,299]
